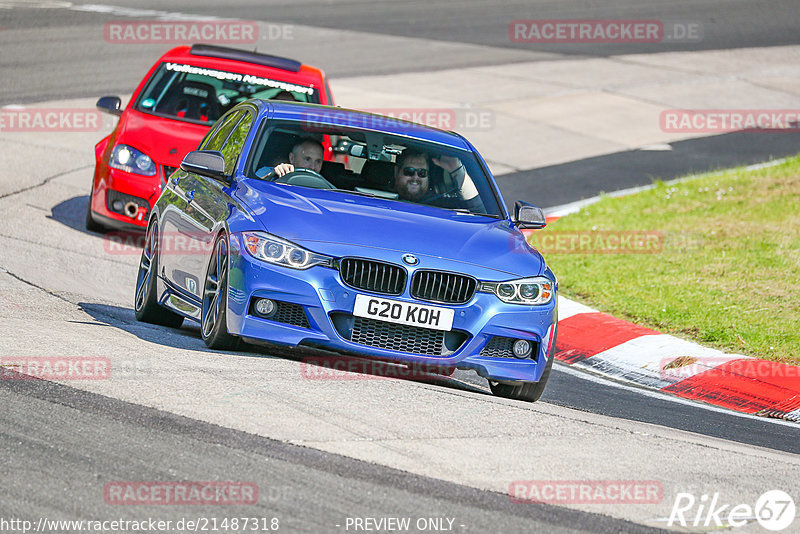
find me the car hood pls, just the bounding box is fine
[116,110,210,166]
[235,180,545,279]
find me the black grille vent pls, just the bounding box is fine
[329,313,470,357]
[339,258,406,295]
[410,270,477,304]
[480,337,517,359]
[250,300,310,329]
[479,336,539,360]
[271,302,310,328]
[351,317,446,356]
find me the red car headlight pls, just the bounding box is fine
[109,144,157,176]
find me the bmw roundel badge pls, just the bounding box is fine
[402,254,419,265]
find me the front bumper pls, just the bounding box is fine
[226,234,558,383]
[90,163,168,229]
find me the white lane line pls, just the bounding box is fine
[0,1,229,21]
[70,3,223,21]
[744,159,786,171]
[638,143,673,151]
[555,362,800,428]
[0,1,72,8]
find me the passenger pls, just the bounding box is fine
[256,138,324,178]
[393,149,482,211]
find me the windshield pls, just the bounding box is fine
[246,120,504,218]
[134,62,318,125]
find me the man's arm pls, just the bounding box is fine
[432,155,479,200]
[255,162,294,179]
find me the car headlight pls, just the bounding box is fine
[109,144,157,176]
[479,276,554,305]
[242,232,332,270]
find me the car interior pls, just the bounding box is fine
[137,64,317,124]
[249,128,454,198]
[155,80,222,122]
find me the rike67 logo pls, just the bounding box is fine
[668,490,796,531]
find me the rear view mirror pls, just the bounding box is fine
[180,150,227,180]
[96,96,122,116]
[349,143,366,158]
[514,201,547,229]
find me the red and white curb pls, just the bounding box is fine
[554,296,800,422]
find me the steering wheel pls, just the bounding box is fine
[425,185,460,203]
[272,169,336,190]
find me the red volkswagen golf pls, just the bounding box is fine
[87,44,335,231]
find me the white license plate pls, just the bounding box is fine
[353,294,454,331]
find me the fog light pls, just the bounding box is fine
[112,200,124,212]
[512,339,533,359]
[254,298,276,317]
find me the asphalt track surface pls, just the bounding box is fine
[1,2,799,533]
[0,378,661,534]
[3,0,800,103]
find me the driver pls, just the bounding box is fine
[256,138,324,178]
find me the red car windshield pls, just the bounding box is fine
[134,62,319,125]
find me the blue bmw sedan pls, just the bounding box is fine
[134,100,558,401]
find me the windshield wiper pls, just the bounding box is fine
[329,188,382,198]
[443,207,500,218]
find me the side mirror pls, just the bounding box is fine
[96,96,122,117]
[514,201,547,229]
[180,150,227,181]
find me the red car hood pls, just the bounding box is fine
[116,110,211,167]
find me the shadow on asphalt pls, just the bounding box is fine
[76,301,489,397]
[496,130,800,210]
[48,195,90,233]
[49,195,146,251]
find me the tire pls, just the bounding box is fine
[489,325,558,403]
[200,234,241,350]
[134,221,184,328]
[85,193,105,233]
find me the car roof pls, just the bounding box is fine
[256,101,472,150]
[156,44,326,82]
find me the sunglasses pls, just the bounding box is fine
[402,166,428,178]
